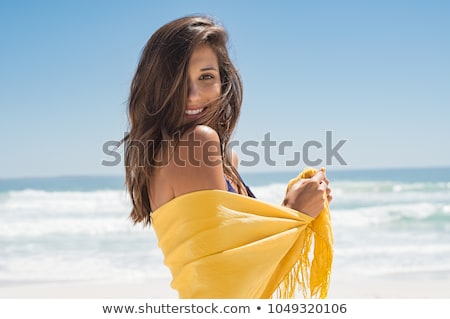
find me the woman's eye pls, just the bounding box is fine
[199,74,214,80]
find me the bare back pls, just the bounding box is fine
[149,125,228,211]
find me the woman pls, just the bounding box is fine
[124,15,333,298]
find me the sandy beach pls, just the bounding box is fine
[327,272,450,299]
[1,269,449,299]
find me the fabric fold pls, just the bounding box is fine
[151,167,333,299]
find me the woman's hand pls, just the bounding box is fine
[282,170,332,218]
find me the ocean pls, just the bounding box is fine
[1,167,450,289]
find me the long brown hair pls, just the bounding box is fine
[124,15,244,226]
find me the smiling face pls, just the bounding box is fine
[184,44,221,122]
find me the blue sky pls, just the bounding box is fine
[1,0,449,178]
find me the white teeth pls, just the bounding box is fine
[185,108,204,115]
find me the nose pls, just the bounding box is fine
[187,79,200,104]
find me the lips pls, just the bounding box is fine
[184,107,206,119]
[185,107,205,115]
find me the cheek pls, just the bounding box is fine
[213,83,221,97]
[197,79,221,100]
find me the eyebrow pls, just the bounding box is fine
[200,66,219,72]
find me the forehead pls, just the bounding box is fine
[188,44,219,68]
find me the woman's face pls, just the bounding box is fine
[185,44,221,121]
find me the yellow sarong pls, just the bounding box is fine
[151,168,333,299]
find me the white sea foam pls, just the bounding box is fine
[331,202,442,227]
[0,177,449,285]
[0,217,138,238]
[251,183,286,204]
[1,189,131,217]
[336,243,450,257]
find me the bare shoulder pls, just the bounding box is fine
[168,125,227,196]
[186,125,220,146]
[178,125,221,165]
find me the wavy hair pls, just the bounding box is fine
[124,15,244,226]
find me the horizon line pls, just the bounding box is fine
[1,165,450,180]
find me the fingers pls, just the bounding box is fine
[311,169,332,199]
[318,182,328,193]
[311,171,328,193]
[294,168,333,204]
[310,169,325,184]
[327,194,333,202]
[291,178,308,190]
[326,186,333,203]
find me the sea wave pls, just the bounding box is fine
[0,189,131,217]
[332,203,450,228]
[1,179,449,283]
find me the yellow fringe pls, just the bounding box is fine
[276,167,334,299]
